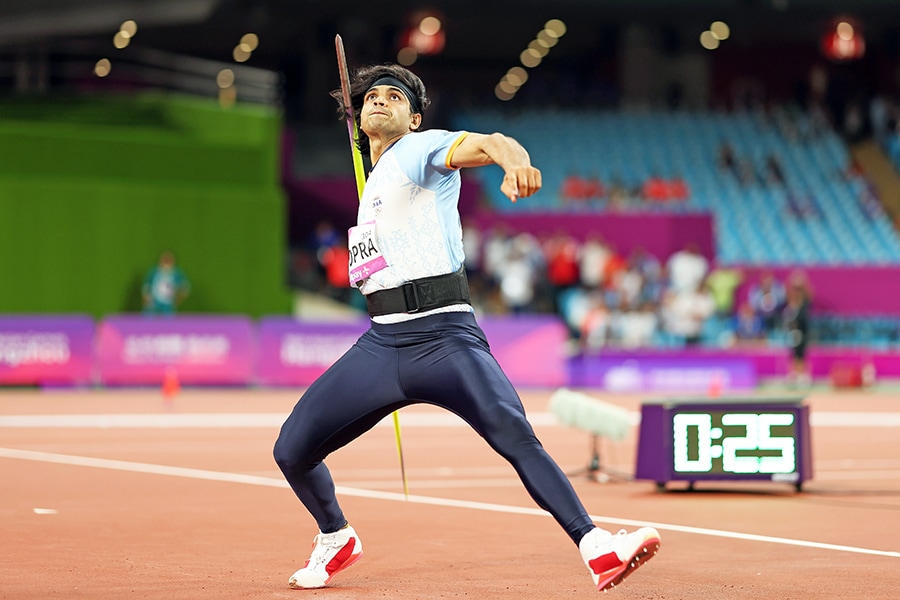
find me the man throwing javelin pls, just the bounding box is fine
[273,62,661,593]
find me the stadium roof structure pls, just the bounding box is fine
[2,0,900,119]
[2,0,900,68]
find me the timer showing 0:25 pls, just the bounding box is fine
[672,411,797,475]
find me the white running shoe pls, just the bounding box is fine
[288,525,363,589]
[579,526,660,592]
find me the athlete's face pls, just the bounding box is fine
[360,85,421,139]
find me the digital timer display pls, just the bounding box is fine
[672,411,796,475]
[634,397,812,491]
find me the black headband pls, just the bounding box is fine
[367,76,422,114]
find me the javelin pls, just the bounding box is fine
[335,34,367,199]
[335,33,409,499]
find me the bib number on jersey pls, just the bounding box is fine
[347,221,388,284]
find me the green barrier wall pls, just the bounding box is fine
[0,93,293,317]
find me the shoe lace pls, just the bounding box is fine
[308,532,345,567]
[584,528,626,553]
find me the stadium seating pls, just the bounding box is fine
[453,108,900,266]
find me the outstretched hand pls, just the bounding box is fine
[501,166,542,203]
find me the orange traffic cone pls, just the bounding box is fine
[707,372,723,398]
[162,367,180,401]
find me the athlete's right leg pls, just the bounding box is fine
[273,333,406,533]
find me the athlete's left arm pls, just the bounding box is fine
[449,132,541,202]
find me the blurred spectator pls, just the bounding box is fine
[705,266,743,317]
[319,234,353,304]
[461,219,490,304]
[668,176,690,201]
[611,301,659,348]
[560,173,581,200]
[665,242,709,295]
[843,99,865,142]
[599,243,627,307]
[786,192,822,219]
[497,233,542,314]
[782,271,813,388]
[641,174,690,203]
[616,259,645,309]
[462,219,483,277]
[807,100,832,139]
[584,176,605,201]
[560,173,605,206]
[557,286,593,343]
[888,123,900,170]
[764,154,786,186]
[142,250,191,315]
[641,174,669,202]
[748,270,786,335]
[718,142,738,176]
[857,179,885,221]
[481,224,513,291]
[544,232,581,311]
[606,177,638,211]
[869,94,891,147]
[579,291,611,351]
[732,301,765,344]
[578,234,611,290]
[660,281,716,346]
[310,220,340,262]
[626,247,664,306]
[299,220,342,289]
[718,142,757,186]
[289,247,322,290]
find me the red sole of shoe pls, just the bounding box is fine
[597,538,660,592]
[322,550,364,586]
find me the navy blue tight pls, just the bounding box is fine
[273,311,595,544]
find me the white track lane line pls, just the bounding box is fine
[1,411,899,428]
[1,446,897,559]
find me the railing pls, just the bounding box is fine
[0,39,281,106]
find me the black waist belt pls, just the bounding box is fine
[365,267,471,317]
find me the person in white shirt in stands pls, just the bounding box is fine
[665,242,708,296]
